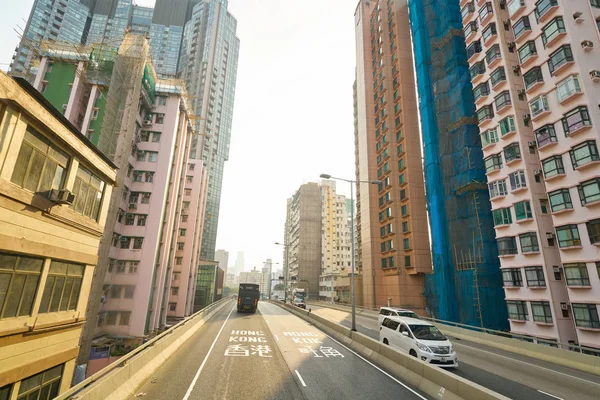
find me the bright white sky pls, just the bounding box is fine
[1,0,357,273]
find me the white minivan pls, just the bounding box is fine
[379,317,458,368]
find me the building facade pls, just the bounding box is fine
[0,72,116,398]
[462,0,600,349]
[354,0,432,313]
[214,249,229,276]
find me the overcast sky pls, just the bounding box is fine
[0,0,357,273]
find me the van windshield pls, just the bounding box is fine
[409,325,446,341]
[397,312,418,319]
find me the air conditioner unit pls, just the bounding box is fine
[560,303,570,311]
[129,203,138,210]
[573,13,583,23]
[507,42,516,51]
[546,232,555,239]
[49,189,75,205]
[143,119,153,125]
[590,70,600,82]
[553,266,563,273]
[582,40,594,51]
[534,169,543,176]
[528,141,537,148]
[513,65,521,75]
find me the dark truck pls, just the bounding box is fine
[237,283,260,313]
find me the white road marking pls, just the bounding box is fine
[182,304,236,400]
[295,370,307,387]
[275,334,279,341]
[537,390,564,400]
[452,341,600,387]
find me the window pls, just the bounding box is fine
[513,200,532,221]
[461,1,475,19]
[572,304,600,329]
[137,215,147,226]
[129,262,138,274]
[525,266,546,287]
[489,179,507,198]
[485,153,502,172]
[141,192,151,204]
[495,91,511,110]
[477,105,494,123]
[490,67,506,87]
[548,45,573,75]
[507,300,528,320]
[570,140,599,169]
[540,199,549,214]
[464,21,478,37]
[116,261,126,273]
[565,263,590,286]
[169,303,177,311]
[403,238,410,249]
[513,16,531,39]
[485,44,501,64]
[499,116,516,136]
[587,219,600,244]
[399,173,406,185]
[556,75,582,103]
[470,61,486,80]
[563,106,592,136]
[529,95,549,118]
[181,215,188,222]
[467,40,482,60]
[124,286,134,298]
[473,82,490,101]
[519,232,540,253]
[107,311,118,325]
[480,128,499,147]
[156,113,165,124]
[535,0,558,21]
[400,189,406,200]
[133,238,144,249]
[404,256,411,268]
[401,205,408,216]
[136,150,146,161]
[541,17,565,47]
[158,96,167,106]
[542,155,564,178]
[482,23,497,42]
[493,207,512,226]
[504,143,521,163]
[0,253,43,319]
[178,242,185,251]
[523,67,544,90]
[497,236,518,255]
[16,365,63,400]
[479,2,493,22]
[148,152,158,162]
[578,178,600,206]
[125,213,135,225]
[549,189,573,211]
[535,124,557,147]
[140,131,149,142]
[176,257,183,265]
[502,268,523,287]
[11,127,69,194]
[556,224,581,247]
[120,311,131,325]
[71,166,106,220]
[402,221,409,232]
[120,237,131,249]
[398,158,405,170]
[531,301,553,323]
[517,40,537,64]
[145,171,154,183]
[180,229,187,237]
[133,171,143,182]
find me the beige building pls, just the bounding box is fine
[0,72,116,398]
[354,0,432,310]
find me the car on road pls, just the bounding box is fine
[378,307,419,325]
[379,317,458,368]
[292,297,306,309]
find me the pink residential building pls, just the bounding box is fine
[462,0,600,351]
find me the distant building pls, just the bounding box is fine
[239,267,266,297]
[233,251,245,278]
[0,71,117,397]
[215,249,229,276]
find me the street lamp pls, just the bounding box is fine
[275,242,289,303]
[320,173,381,332]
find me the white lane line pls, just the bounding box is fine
[452,341,600,387]
[275,334,279,341]
[537,390,564,400]
[182,304,236,400]
[324,332,427,400]
[295,370,307,387]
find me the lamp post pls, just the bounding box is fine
[320,173,381,332]
[274,242,289,303]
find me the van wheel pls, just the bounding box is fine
[409,350,418,358]
[383,339,389,345]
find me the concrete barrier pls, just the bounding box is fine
[58,298,232,400]
[308,300,600,376]
[277,302,509,400]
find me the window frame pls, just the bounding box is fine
[556,224,581,248]
[525,266,546,287]
[578,178,600,206]
[549,188,573,211]
[502,268,523,287]
[531,301,553,323]
[564,263,590,286]
[541,155,565,178]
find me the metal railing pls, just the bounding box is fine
[308,300,600,357]
[58,297,231,399]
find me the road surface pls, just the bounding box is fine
[132,300,429,400]
[308,302,600,400]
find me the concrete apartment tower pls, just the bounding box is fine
[354,0,432,312]
[0,72,117,398]
[319,180,353,302]
[178,0,240,261]
[214,250,229,276]
[462,0,600,350]
[284,183,323,299]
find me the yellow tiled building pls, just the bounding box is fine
[0,72,117,399]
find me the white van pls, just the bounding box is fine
[378,307,419,325]
[379,317,458,368]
